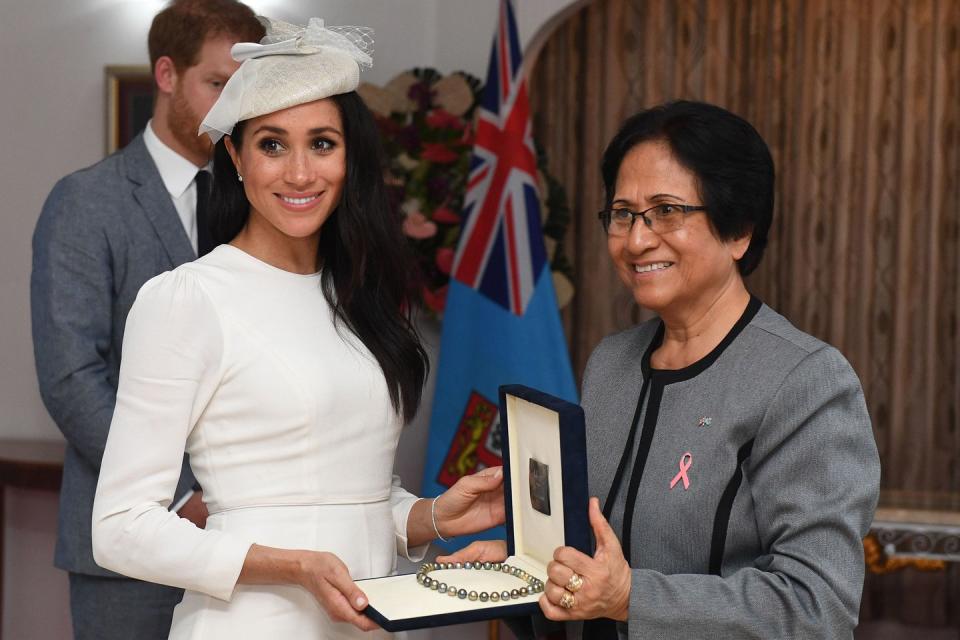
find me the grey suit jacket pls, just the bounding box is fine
[32,134,198,576]
[577,300,880,639]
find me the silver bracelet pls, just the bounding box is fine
[431,497,449,542]
[416,561,544,602]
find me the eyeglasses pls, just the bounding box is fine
[597,204,707,236]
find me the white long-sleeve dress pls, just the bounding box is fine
[92,244,424,639]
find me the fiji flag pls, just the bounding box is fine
[420,0,578,549]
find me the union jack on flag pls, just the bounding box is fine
[451,0,547,316]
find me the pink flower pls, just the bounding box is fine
[432,206,460,224]
[422,285,449,313]
[421,143,459,163]
[435,248,455,275]
[402,212,438,239]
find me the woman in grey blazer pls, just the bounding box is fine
[445,101,880,639]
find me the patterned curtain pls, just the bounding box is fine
[529,0,960,627]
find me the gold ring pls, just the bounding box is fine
[565,572,584,593]
[559,591,576,609]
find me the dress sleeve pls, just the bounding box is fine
[390,475,429,561]
[92,270,253,602]
[626,346,880,639]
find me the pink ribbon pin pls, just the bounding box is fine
[670,452,693,490]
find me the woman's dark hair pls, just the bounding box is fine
[600,100,774,275]
[209,91,429,422]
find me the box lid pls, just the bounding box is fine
[499,384,590,569]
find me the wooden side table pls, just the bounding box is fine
[866,489,960,573]
[0,439,65,635]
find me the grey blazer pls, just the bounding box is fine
[32,134,198,577]
[577,299,880,639]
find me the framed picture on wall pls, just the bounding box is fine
[105,65,153,155]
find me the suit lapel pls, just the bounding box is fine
[122,135,197,267]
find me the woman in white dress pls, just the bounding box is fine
[92,18,504,638]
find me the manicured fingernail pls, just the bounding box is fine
[356,596,366,607]
[495,467,503,478]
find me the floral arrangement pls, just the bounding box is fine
[358,68,574,318]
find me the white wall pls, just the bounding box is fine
[0,1,579,637]
[435,0,586,79]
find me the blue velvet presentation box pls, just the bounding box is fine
[357,384,590,632]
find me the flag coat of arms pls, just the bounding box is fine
[420,0,578,549]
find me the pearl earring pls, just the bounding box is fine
[237,173,243,182]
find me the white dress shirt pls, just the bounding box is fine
[143,120,209,255]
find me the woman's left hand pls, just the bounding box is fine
[434,466,505,538]
[540,497,631,622]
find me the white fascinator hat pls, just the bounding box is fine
[199,16,373,143]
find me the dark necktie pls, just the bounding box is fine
[194,170,215,257]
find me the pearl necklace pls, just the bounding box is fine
[416,561,544,603]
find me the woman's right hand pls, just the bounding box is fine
[238,544,378,632]
[295,550,379,631]
[435,539,508,564]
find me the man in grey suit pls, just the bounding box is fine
[31,2,262,637]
